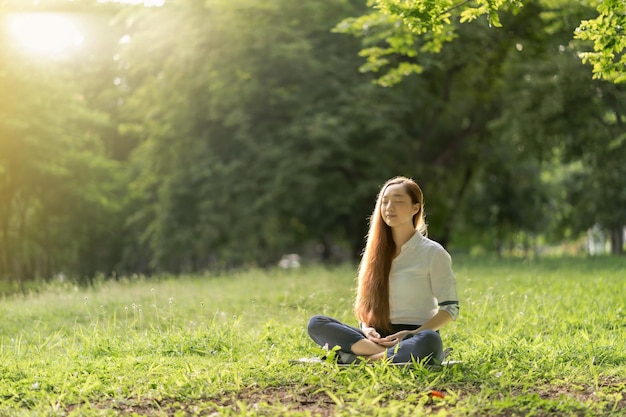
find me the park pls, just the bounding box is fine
[1,0,625,415]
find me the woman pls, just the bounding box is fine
[307,176,459,364]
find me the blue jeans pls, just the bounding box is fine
[307,315,443,364]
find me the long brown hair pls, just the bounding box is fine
[354,176,427,331]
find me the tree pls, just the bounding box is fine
[336,0,625,255]
[483,1,626,254]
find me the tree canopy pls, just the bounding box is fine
[340,0,626,85]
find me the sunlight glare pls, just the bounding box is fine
[8,13,84,56]
[97,0,165,6]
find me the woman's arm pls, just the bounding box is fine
[411,310,453,333]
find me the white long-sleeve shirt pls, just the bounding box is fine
[389,232,459,325]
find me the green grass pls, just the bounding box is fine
[0,256,625,416]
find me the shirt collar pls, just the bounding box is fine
[401,230,423,250]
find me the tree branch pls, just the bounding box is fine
[442,0,473,17]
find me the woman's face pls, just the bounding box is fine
[380,183,420,229]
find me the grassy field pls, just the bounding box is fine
[0,256,624,416]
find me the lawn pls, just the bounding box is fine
[0,256,624,416]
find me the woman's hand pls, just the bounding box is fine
[362,327,414,347]
[378,330,413,347]
[361,326,384,344]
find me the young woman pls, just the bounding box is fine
[307,176,459,364]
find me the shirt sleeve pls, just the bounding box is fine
[429,247,460,321]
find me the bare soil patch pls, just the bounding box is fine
[64,378,625,416]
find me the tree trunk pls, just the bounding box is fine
[15,197,27,292]
[0,218,8,280]
[439,164,474,248]
[610,227,624,255]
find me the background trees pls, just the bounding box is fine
[0,9,125,287]
[0,0,624,286]
[340,0,625,254]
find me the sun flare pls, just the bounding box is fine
[7,13,84,56]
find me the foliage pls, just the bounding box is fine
[114,0,383,270]
[575,0,626,83]
[114,0,507,268]
[341,0,625,84]
[0,259,625,415]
